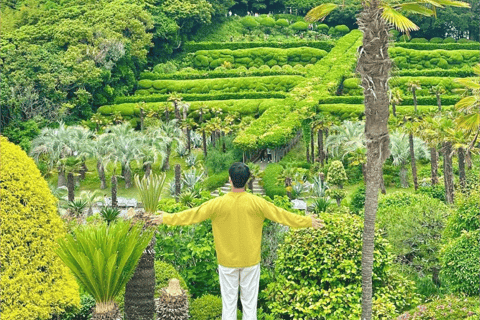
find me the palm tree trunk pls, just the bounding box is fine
[175,164,181,202]
[125,237,156,320]
[436,92,442,111]
[356,2,392,318]
[310,129,315,162]
[409,133,418,191]
[443,141,454,204]
[79,160,87,181]
[91,302,121,320]
[97,161,107,189]
[379,167,386,194]
[165,105,170,122]
[162,145,172,171]
[306,143,310,163]
[466,149,472,170]
[144,163,152,179]
[67,172,75,202]
[187,128,191,154]
[325,129,329,164]
[458,147,466,189]
[124,166,132,189]
[318,129,324,166]
[111,173,118,208]
[58,166,67,188]
[430,147,438,186]
[202,130,207,158]
[392,102,396,117]
[222,132,226,153]
[412,88,417,113]
[399,165,409,188]
[174,102,181,122]
[140,107,145,132]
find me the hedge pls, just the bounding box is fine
[139,67,306,80]
[113,91,286,104]
[182,41,334,52]
[392,66,475,77]
[135,75,303,95]
[262,164,286,198]
[317,95,461,106]
[315,104,454,118]
[393,42,480,50]
[389,47,479,69]
[192,47,327,70]
[202,170,229,191]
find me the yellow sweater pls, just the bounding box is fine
[162,192,312,268]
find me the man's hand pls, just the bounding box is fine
[150,211,165,225]
[311,214,324,229]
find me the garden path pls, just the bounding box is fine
[210,160,267,197]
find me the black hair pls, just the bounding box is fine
[229,162,250,188]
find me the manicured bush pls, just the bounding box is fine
[393,66,475,77]
[398,295,479,319]
[202,170,229,191]
[264,212,419,319]
[241,16,259,29]
[440,230,479,296]
[410,37,428,43]
[259,16,276,27]
[394,42,480,50]
[350,184,366,214]
[334,24,350,36]
[443,190,479,239]
[154,260,191,303]
[189,294,223,320]
[342,77,360,89]
[138,79,153,89]
[317,23,329,33]
[457,38,472,43]
[0,137,80,320]
[377,192,450,275]
[429,37,443,43]
[182,41,334,52]
[290,21,308,31]
[275,18,289,27]
[443,37,456,43]
[389,47,479,70]
[262,164,286,198]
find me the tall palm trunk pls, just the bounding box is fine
[67,172,75,202]
[202,130,207,158]
[318,129,324,166]
[111,172,118,208]
[379,167,386,194]
[165,105,170,122]
[58,166,67,188]
[443,141,454,204]
[187,128,191,154]
[140,107,145,132]
[174,102,181,122]
[356,1,392,318]
[162,145,172,171]
[144,163,152,180]
[436,92,442,111]
[124,166,132,189]
[412,87,418,113]
[306,143,310,163]
[325,129,329,164]
[409,133,418,191]
[175,164,181,202]
[125,237,156,320]
[392,102,397,117]
[466,149,472,170]
[97,160,107,189]
[430,147,438,186]
[79,159,87,181]
[458,147,466,189]
[310,129,315,162]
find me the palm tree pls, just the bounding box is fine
[149,120,184,171]
[168,93,183,123]
[125,173,166,320]
[91,133,112,189]
[181,118,196,155]
[407,80,422,113]
[57,220,154,320]
[417,117,442,186]
[139,131,167,179]
[305,0,470,316]
[430,84,446,112]
[401,118,421,190]
[68,126,94,182]
[434,116,457,203]
[389,87,403,117]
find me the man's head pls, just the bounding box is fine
[228,162,250,188]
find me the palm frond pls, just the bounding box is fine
[381,4,420,34]
[457,114,480,133]
[455,96,478,112]
[433,0,470,7]
[398,3,434,16]
[305,3,338,22]
[453,78,480,90]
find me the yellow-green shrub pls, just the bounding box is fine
[0,136,80,320]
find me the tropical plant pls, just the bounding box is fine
[311,197,333,213]
[100,207,121,225]
[407,80,422,113]
[68,199,88,217]
[139,132,167,179]
[185,154,199,168]
[79,190,104,217]
[153,120,185,171]
[176,144,188,157]
[389,87,403,117]
[134,173,167,214]
[311,175,329,197]
[290,180,305,199]
[182,168,205,191]
[190,131,203,148]
[56,221,154,320]
[305,0,470,315]
[325,120,365,160]
[90,133,112,189]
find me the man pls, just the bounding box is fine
[151,162,324,320]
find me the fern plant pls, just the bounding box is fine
[56,221,153,319]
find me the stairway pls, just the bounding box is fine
[210,178,265,197]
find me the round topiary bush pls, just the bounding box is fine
[443,37,456,43]
[259,16,276,27]
[343,77,360,89]
[334,24,350,36]
[440,229,479,296]
[457,38,472,43]
[429,37,443,43]
[317,23,329,33]
[138,79,153,89]
[410,37,428,43]
[437,58,449,69]
[290,21,308,31]
[399,35,409,42]
[189,294,222,320]
[263,213,419,319]
[135,89,150,95]
[275,18,289,27]
[389,29,400,38]
[0,137,80,320]
[241,16,259,29]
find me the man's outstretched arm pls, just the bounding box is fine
[260,199,324,229]
[151,199,216,226]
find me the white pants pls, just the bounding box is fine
[218,263,261,320]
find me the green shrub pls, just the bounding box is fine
[398,294,479,319]
[241,16,259,29]
[189,294,223,320]
[334,24,350,36]
[443,190,479,239]
[56,293,95,320]
[350,184,366,214]
[154,260,191,303]
[443,37,456,43]
[259,16,276,27]
[317,23,329,33]
[399,35,410,42]
[457,38,472,43]
[377,192,450,276]
[138,79,153,89]
[290,21,308,31]
[410,37,428,43]
[417,184,446,202]
[0,137,80,320]
[429,37,443,43]
[153,61,178,74]
[182,41,334,52]
[202,170,229,191]
[264,213,420,319]
[440,230,479,296]
[275,18,289,27]
[263,164,286,198]
[342,77,360,89]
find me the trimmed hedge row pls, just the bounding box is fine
[389,47,479,70]
[114,91,286,104]
[392,66,475,77]
[97,99,283,118]
[192,47,327,70]
[139,66,306,80]
[262,164,286,199]
[317,95,461,106]
[394,42,480,51]
[183,41,334,52]
[316,104,454,118]
[202,171,229,191]
[136,76,303,95]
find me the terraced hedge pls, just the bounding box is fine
[97,99,283,118]
[114,91,286,104]
[316,104,454,118]
[139,66,305,80]
[318,95,461,106]
[192,47,327,69]
[392,66,474,77]
[136,75,303,95]
[394,42,480,51]
[183,41,334,52]
[389,47,479,70]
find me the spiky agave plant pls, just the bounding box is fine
[125,173,166,320]
[56,220,153,320]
